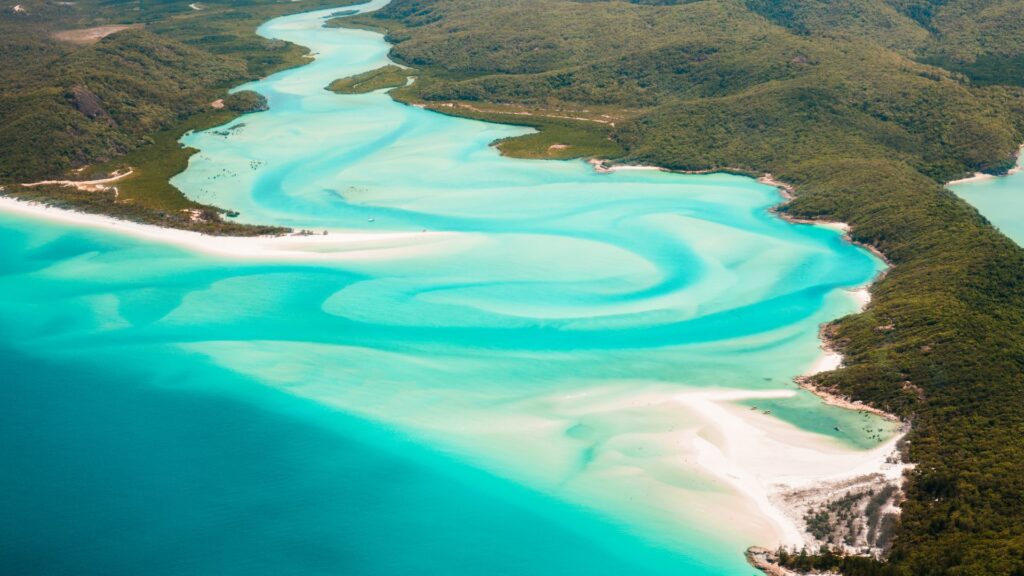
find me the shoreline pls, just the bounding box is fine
[589,162,894,294]
[587,160,890,266]
[796,325,900,425]
[747,336,910,567]
[753,301,910,560]
[0,196,461,262]
[588,158,756,178]
[947,144,1024,186]
[684,382,910,560]
[755,175,908,571]
[587,159,908,565]
[947,171,997,186]
[760,173,893,268]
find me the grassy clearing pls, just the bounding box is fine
[417,102,624,160]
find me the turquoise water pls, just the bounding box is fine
[951,155,1024,245]
[0,2,894,574]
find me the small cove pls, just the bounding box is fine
[950,153,1024,245]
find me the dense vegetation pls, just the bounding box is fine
[0,0,353,233]
[346,1,1024,574]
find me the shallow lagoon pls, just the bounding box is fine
[951,155,1024,245]
[0,2,896,574]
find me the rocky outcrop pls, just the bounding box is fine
[67,85,113,124]
[747,547,801,576]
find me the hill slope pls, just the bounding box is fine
[0,0,353,233]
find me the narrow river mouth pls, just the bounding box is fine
[0,1,901,574]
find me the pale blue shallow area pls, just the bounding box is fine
[951,155,1024,245]
[0,2,895,574]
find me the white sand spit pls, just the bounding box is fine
[695,391,906,551]
[0,196,468,263]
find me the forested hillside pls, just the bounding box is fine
[0,29,245,181]
[0,0,351,232]
[344,1,1024,574]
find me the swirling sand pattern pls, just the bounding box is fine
[0,2,897,575]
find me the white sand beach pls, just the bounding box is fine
[0,196,467,262]
[947,172,997,186]
[947,157,1022,186]
[681,388,903,547]
[848,285,871,311]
